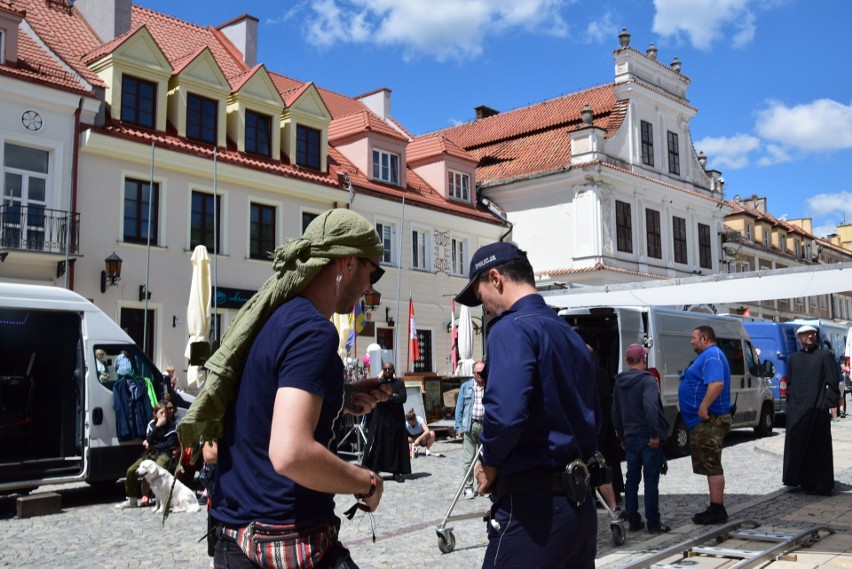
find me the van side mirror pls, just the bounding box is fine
[762,360,775,378]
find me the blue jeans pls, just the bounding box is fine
[624,435,664,528]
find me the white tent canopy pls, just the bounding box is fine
[541,262,852,309]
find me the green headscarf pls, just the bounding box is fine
[177,208,383,448]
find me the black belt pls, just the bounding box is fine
[493,454,610,506]
[472,418,483,423]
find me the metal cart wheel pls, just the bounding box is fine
[437,528,456,553]
[611,523,626,546]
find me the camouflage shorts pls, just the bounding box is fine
[689,413,732,476]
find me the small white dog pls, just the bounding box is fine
[135,459,200,514]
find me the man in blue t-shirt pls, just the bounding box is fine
[677,325,732,525]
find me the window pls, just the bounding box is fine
[372,149,399,185]
[779,235,787,253]
[820,295,827,309]
[448,170,470,202]
[296,125,321,169]
[716,338,745,375]
[376,222,395,265]
[191,190,221,254]
[745,224,753,242]
[3,143,49,251]
[646,208,662,259]
[615,200,632,253]
[673,216,687,264]
[413,329,432,373]
[451,237,466,275]
[187,93,217,144]
[123,178,159,245]
[119,308,156,361]
[640,120,654,166]
[667,131,680,175]
[249,202,276,260]
[301,211,319,234]
[794,240,801,258]
[762,228,769,247]
[411,228,429,270]
[740,261,751,273]
[805,243,812,260]
[245,110,271,157]
[121,75,156,129]
[698,223,712,269]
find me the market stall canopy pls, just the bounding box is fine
[541,262,852,309]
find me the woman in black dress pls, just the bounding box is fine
[362,363,411,482]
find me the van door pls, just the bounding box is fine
[616,308,645,370]
[716,337,751,427]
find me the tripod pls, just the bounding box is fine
[337,413,369,463]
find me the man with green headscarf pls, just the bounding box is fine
[197,209,390,569]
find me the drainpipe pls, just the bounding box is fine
[67,97,84,290]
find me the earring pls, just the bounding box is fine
[336,274,343,298]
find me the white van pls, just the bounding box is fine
[0,283,190,494]
[555,306,775,457]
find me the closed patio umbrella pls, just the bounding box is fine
[455,303,475,377]
[185,245,211,388]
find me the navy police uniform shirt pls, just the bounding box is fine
[480,294,599,477]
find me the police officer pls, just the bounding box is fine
[456,242,600,569]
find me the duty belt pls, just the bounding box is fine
[492,452,611,507]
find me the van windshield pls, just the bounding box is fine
[94,345,169,403]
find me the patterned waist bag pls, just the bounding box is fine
[218,520,345,569]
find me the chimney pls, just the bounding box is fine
[218,14,259,68]
[475,105,500,120]
[74,0,132,42]
[357,88,392,120]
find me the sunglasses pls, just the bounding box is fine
[363,258,385,285]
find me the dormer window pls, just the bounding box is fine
[121,75,156,129]
[187,93,217,145]
[296,125,321,170]
[372,149,399,185]
[448,170,471,202]
[245,110,272,157]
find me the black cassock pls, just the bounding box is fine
[782,347,840,492]
[362,378,411,475]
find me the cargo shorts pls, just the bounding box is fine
[689,413,732,476]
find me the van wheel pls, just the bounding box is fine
[754,402,774,437]
[667,416,690,458]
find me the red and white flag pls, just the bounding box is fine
[450,298,458,372]
[743,306,751,317]
[409,297,420,362]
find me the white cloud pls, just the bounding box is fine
[693,133,760,169]
[755,99,852,152]
[811,222,840,239]
[756,143,792,166]
[583,11,615,44]
[297,0,571,61]
[652,0,758,50]
[807,191,852,220]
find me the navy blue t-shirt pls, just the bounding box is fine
[211,296,345,526]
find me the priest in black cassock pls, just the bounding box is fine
[782,325,841,496]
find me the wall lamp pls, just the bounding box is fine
[385,306,394,327]
[139,284,151,302]
[363,288,382,311]
[100,252,123,293]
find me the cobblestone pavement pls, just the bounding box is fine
[1,418,850,568]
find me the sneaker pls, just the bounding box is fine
[840,411,846,419]
[413,447,420,458]
[424,448,431,456]
[114,497,137,509]
[463,488,476,500]
[648,523,671,534]
[693,503,728,525]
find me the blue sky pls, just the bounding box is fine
[137,0,852,239]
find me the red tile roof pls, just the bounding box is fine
[1,27,96,96]
[407,133,477,165]
[13,0,105,88]
[430,84,630,183]
[328,109,410,143]
[538,262,668,280]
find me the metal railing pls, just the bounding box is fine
[0,204,80,255]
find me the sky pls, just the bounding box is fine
[136,0,852,239]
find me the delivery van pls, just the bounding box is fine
[0,283,190,494]
[741,321,800,416]
[555,306,775,457]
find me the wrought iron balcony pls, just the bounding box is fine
[0,204,80,255]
